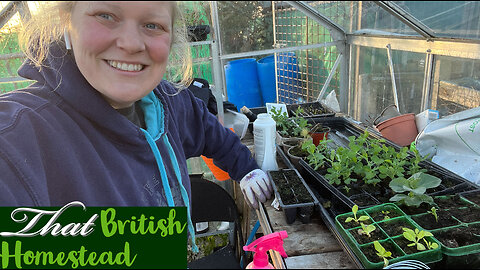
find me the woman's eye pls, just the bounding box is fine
[97,13,113,20]
[145,23,159,30]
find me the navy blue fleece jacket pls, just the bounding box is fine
[0,43,258,208]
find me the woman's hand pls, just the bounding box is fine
[239,169,273,209]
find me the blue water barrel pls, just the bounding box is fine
[257,55,277,104]
[224,58,263,109]
[276,52,301,103]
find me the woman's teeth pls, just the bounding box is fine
[107,60,143,71]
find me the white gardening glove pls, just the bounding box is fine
[240,169,273,209]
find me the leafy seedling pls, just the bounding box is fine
[423,238,439,250]
[389,172,442,207]
[402,228,435,251]
[428,206,438,222]
[358,223,376,238]
[373,240,392,267]
[381,210,391,221]
[345,205,370,224]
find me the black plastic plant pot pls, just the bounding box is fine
[268,169,319,224]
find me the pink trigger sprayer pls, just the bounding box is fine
[243,231,288,269]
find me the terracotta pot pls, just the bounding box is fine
[309,127,331,146]
[375,113,418,147]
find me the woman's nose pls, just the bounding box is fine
[115,23,146,54]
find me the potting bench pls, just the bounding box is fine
[239,131,359,269]
[188,126,360,268]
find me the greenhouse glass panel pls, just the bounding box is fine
[307,1,421,36]
[393,1,480,40]
[274,1,340,104]
[431,56,480,117]
[217,1,274,54]
[350,45,425,123]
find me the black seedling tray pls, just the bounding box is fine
[296,116,480,216]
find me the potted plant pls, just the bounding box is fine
[268,168,319,224]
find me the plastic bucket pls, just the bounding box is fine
[276,52,301,104]
[224,58,263,109]
[257,55,277,104]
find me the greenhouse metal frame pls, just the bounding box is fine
[1,1,480,124]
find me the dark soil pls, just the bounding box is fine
[338,185,363,197]
[397,203,433,215]
[360,240,403,264]
[379,218,415,237]
[433,195,471,209]
[270,169,313,205]
[449,207,480,223]
[394,237,426,255]
[368,207,403,222]
[339,214,373,230]
[434,224,480,248]
[462,192,480,206]
[350,194,379,208]
[289,145,309,158]
[441,177,462,188]
[411,209,460,230]
[350,225,386,245]
[426,184,446,194]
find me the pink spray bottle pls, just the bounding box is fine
[243,231,288,269]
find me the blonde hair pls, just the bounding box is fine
[19,1,193,88]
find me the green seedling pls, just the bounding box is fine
[389,172,442,207]
[345,205,370,224]
[381,210,391,221]
[428,207,438,222]
[373,241,392,267]
[423,238,439,250]
[358,223,376,237]
[402,228,435,251]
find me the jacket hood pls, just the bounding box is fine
[17,43,152,146]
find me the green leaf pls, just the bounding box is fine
[373,241,385,253]
[345,217,353,223]
[417,243,426,251]
[352,205,358,215]
[414,172,442,189]
[403,229,416,242]
[389,178,408,192]
[358,215,370,221]
[389,194,407,202]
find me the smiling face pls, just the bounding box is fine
[68,2,173,109]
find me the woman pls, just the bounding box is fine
[0,2,272,251]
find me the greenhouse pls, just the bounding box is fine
[1,1,480,269]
